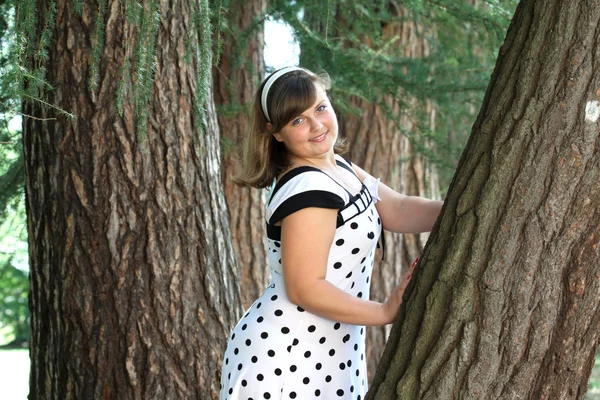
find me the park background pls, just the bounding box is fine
[1,0,599,399]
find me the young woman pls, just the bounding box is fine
[220,66,443,400]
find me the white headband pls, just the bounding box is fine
[261,66,304,122]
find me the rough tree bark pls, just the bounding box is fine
[24,1,240,398]
[368,0,600,398]
[213,0,269,309]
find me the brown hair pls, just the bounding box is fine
[232,67,346,189]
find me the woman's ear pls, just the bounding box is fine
[267,122,284,142]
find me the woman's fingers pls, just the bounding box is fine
[383,257,420,323]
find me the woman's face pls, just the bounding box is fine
[271,84,338,161]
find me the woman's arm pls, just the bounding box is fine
[280,206,410,326]
[351,163,443,233]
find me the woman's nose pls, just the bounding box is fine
[310,118,323,131]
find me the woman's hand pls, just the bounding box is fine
[381,259,418,324]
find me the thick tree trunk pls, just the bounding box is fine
[24,1,240,398]
[368,1,600,398]
[336,7,441,383]
[213,0,268,309]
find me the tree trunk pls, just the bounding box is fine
[24,1,240,398]
[335,6,441,383]
[213,0,268,309]
[368,1,600,398]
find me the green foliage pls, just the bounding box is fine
[0,0,28,347]
[0,130,23,222]
[5,0,218,140]
[0,0,25,254]
[5,0,71,118]
[72,0,81,15]
[212,0,231,66]
[0,125,28,346]
[271,0,518,190]
[191,0,213,132]
[132,0,161,139]
[0,260,29,346]
[0,0,16,112]
[89,0,107,90]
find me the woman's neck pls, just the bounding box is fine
[289,153,336,171]
[290,153,362,195]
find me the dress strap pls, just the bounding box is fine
[334,154,358,177]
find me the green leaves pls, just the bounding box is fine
[281,0,518,188]
[0,260,29,346]
[0,132,28,346]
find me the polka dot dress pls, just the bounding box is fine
[220,155,382,400]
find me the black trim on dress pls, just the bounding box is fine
[335,156,358,177]
[269,190,345,225]
[267,183,374,240]
[266,223,282,241]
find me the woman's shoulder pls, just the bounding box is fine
[269,166,348,202]
[267,166,349,225]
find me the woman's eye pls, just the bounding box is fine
[291,117,303,126]
[317,105,327,112]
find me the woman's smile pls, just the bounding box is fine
[309,131,328,142]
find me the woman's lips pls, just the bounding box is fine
[310,131,328,142]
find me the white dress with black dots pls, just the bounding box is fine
[220,155,382,400]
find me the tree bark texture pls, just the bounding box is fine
[213,0,269,310]
[24,1,241,398]
[335,6,441,383]
[368,1,600,398]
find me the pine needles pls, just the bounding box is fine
[3,0,73,119]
